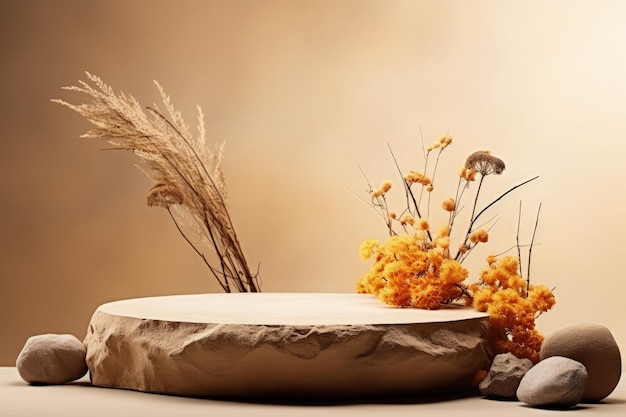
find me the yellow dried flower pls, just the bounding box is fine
[472,289,493,312]
[435,237,450,249]
[426,184,434,192]
[389,212,397,220]
[499,255,519,275]
[441,198,456,212]
[528,285,556,313]
[439,259,468,284]
[359,239,380,260]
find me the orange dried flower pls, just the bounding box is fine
[471,255,556,362]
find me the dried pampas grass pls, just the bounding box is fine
[53,72,260,293]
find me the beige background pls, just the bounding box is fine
[1,0,626,366]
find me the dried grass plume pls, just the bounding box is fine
[52,72,259,293]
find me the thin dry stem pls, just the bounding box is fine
[516,201,523,278]
[527,203,542,291]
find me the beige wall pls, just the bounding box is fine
[2,0,625,365]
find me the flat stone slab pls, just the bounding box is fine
[84,293,492,399]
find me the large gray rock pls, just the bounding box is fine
[479,352,534,399]
[540,323,621,402]
[517,356,588,408]
[83,293,493,399]
[16,334,87,384]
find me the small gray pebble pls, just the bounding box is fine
[517,356,588,408]
[479,352,534,399]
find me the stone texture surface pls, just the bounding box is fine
[540,323,621,402]
[83,294,493,399]
[479,352,534,399]
[17,334,88,384]
[517,356,588,408]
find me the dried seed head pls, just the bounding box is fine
[418,219,430,231]
[465,151,506,176]
[405,170,424,184]
[441,198,456,212]
[459,167,477,181]
[370,188,383,198]
[426,142,441,151]
[380,180,392,193]
[419,175,432,186]
[470,229,489,244]
[437,224,450,238]
[400,214,415,226]
[438,134,453,148]
[147,183,184,208]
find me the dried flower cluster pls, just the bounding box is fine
[471,255,555,363]
[53,73,259,293]
[358,234,468,309]
[357,135,554,361]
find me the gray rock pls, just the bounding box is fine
[540,322,621,402]
[517,356,588,408]
[479,352,534,399]
[16,334,88,384]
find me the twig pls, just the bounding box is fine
[455,176,539,260]
[527,203,542,292]
[516,201,523,278]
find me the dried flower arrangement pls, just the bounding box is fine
[52,73,260,293]
[356,135,555,362]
